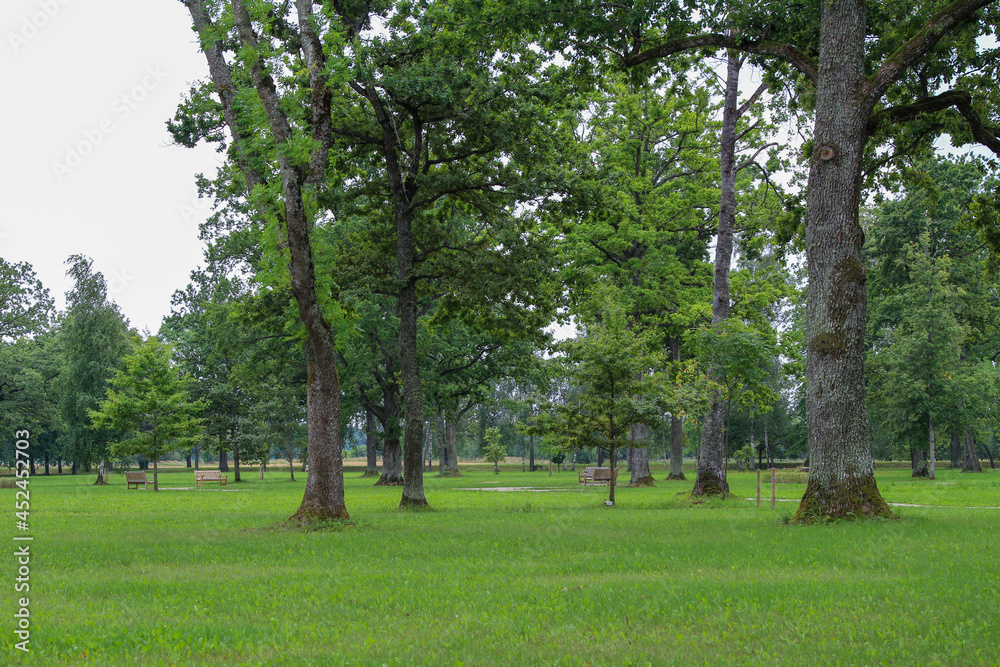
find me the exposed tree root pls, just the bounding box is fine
[628,475,656,488]
[792,475,895,523]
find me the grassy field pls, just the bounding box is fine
[3,464,999,666]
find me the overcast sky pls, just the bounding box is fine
[2,0,222,333]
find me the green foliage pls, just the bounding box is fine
[482,426,507,473]
[0,257,52,340]
[89,337,203,479]
[6,468,1000,665]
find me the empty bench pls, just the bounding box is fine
[195,470,228,487]
[125,471,149,489]
[578,467,619,486]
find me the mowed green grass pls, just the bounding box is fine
[3,465,1000,666]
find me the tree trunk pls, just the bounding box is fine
[793,0,893,522]
[529,435,535,472]
[911,444,929,477]
[597,447,605,467]
[152,454,159,492]
[668,414,685,480]
[521,436,525,472]
[186,453,192,468]
[72,460,77,475]
[438,414,447,475]
[694,50,740,498]
[57,457,62,475]
[287,424,295,482]
[446,421,459,476]
[961,431,981,472]
[195,441,200,471]
[608,448,618,505]
[233,436,242,483]
[628,423,655,486]
[375,384,403,486]
[363,407,379,477]
[219,449,229,473]
[44,453,50,476]
[928,414,936,480]
[189,0,348,523]
[950,430,961,469]
[93,458,107,486]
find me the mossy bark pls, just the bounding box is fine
[792,473,894,523]
[961,431,982,472]
[628,424,654,487]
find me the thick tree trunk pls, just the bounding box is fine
[189,0,349,523]
[185,454,192,468]
[375,384,403,486]
[950,430,961,469]
[629,423,655,486]
[233,438,242,483]
[694,50,740,498]
[363,408,379,477]
[396,203,426,509]
[219,449,229,473]
[911,444,929,477]
[44,453,50,476]
[93,458,107,486]
[72,460,77,475]
[669,414,685,480]
[793,0,893,522]
[57,457,62,474]
[597,447,605,467]
[961,431,982,472]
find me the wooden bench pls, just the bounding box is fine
[591,467,619,486]
[578,466,598,485]
[125,471,149,489]
[195,470,228,487]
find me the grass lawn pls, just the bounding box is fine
[3,464,1000,665]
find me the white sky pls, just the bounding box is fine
[2,0,222,333]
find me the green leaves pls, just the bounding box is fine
[90,337,204,466]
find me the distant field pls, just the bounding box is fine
[3,467,999,665]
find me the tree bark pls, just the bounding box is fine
[628,423,655,486]
[364,407,379,477]
[529,434,535,472]
[186,0,349,522]
[693,48,740,497]
[950,430,962,469]
[375,383,403,486]
[446,420,460,476]
[219,449,229,473]
[437,414,448,475]
[792,0,896,522]
[961,430,982,472]
[929,414,937,480]
[911,444,929,477]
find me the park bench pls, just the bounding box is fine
[592,467,619,486]
[195,470,228,487]
[578,466,597,485]
[125,471,149,489]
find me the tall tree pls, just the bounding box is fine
[604,0,1000,520]
[57,255,132,484]
[178,0,353,521]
